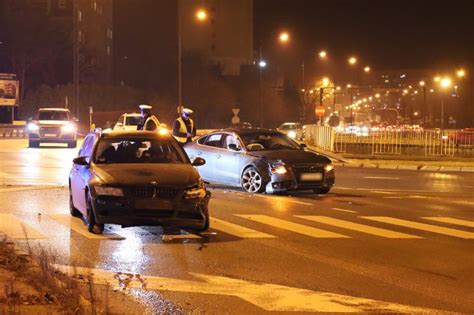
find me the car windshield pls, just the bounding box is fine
[94,138,188,164]
[279,124,295,130]
[239,132,300,150]
[125,116,141,126]
[38,111,68,120]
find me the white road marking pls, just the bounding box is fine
[210,217,276,238]
[55,264,442,313]
[372,191,398,194]
[383,196,403,199]
[0,213,47,239]
[422,217,474,228]
[290,200,314,206]
[255,194,314,206]
[331,207,358,213]
[235,215,349,238]
[296,216,422,239]
[0,185,62,193]
[47,214,124,240]
[361,216,474,239]
[363,176,400,180]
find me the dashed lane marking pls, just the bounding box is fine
[296,216,422,239]
[235,215,349,238]
[211,217,276,238]
[47,214,124,240]
[55,264,442,313]
[0,213,47,239]
[422,217,474,229]
[361,216,474,239]
[331,207,358,213]
[363,176,400,180]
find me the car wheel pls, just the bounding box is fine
[69,190,81,217]
[313,187,330,194]
[241,167,266,193]
[68,140,77,148]
[28,140,39,148]
[86,193,104,234]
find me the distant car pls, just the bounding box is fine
[69,130,210,234]
[450,128,474,145]
[185,128,335,194]
[27,108,78,148]
[232,122,252,129]
[277,122,304,140]
[113,113,142,131]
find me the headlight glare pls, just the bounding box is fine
[271,165,287,175]
[287,130,297,139]
[94,186,124,196]
[27,123,39,131]
[62,123,76,133]
[324,164,334,172]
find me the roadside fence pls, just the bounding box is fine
[0,127,27,138]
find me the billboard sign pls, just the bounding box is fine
[0,73,19,106]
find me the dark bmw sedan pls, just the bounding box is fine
[184,128,335,194]
[69,130,210,234]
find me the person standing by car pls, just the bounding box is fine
[137,104,160,131]
[173,108,196,145]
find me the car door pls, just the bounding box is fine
[71,135,94,213]
[195,133,225,182]
[213,133,243,185]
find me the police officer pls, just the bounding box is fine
[172,108,196,144]
[137,104,160,131]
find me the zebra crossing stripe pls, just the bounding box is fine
[361,216,474,239]
[210,217,276,238]
[422,217,474,228]
[0,213,47,239]
[296,216,422,239]
[235,215,349,238]
[47,214,124,240]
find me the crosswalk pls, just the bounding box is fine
[0,212,473,241]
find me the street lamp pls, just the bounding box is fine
[319,50,327,59]
[457,69,466,78]
[195,9,208,21]
[278,31,290,43]
[258,60,267,68]
[348,57,357,65]
[364,66,370,73]
[439,77,452,129]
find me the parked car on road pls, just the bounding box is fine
[27,108,78,148]
[277,122,304,140]
[184,128,334,194]
[113,113,142,131]
[69,130,210,234]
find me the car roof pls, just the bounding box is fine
[208,128,279,135]
[124,113,141,116]
[98,130,172,139]
[38,108,70,112]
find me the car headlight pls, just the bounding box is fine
[287,130,297,139]
[324,164,334,172]
[94,186,124,196]
[62,123,76,133]
[27,123,39,131]
[158,127,169,135]
[271,164,287,175]
[184,182,207,199]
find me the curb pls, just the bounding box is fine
[337,162,473,173]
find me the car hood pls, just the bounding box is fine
[248,149,331,165]
[36,120,70,125]
[92,163,200,187]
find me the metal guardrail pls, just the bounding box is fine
[305,126,474,157]
[0,127,27,138]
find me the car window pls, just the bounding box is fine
[38,110,69,121]
[125,116,141,126]
[78,135,93,157]
[203,133,224,148]
[240,132,300,150]
[94,138,188,164]
[223,134,241,150]
[197,135,209,145]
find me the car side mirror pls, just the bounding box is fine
[73,156,89,166]
[228,144,241,151]
[299,143,307,149]
[191,157,206,167]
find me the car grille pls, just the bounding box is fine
[134,209,174,217]
[39,126,60,136]
[293,164,325,183]
[131,186,180,199]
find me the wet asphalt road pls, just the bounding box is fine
[0,139,473,313]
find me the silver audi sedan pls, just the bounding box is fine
[184,128,335,194]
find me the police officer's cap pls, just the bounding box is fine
[139,104,152,110]
[183,108,193,114]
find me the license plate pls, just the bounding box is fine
[135,199,173,210]
[300,173,323,181]
[44,133,57,137]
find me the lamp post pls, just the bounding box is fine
[439,77,452,129]
[258,47,266,128]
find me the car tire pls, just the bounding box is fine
[86,193,104,234]
[28,140,39,148]
[313,187,330,194]
[241,167,266,193]
[69,190,81,217]
[68,140,77,148]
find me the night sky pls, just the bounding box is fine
[254,0,474,71]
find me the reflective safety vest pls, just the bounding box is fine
[143,115,160,131]
[174,117,194,143]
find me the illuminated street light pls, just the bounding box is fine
[322,77,330,87]
[414,111,419,116]
[279,31,290,43]
[336,86,341,91]
[348,57,357,65]
[430,89,435,93]
[414,90,418,94]
[419,80,425,86]
[440,78,452,88]
[346,84,352,88]
[319,50,327,59]
[457,69,466,78]
[375,93,380,98]
[258,60,267,68]
[403,89,409,95]
[195,9,208,21]
[364,66,370,73]
[434,76,441,83]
